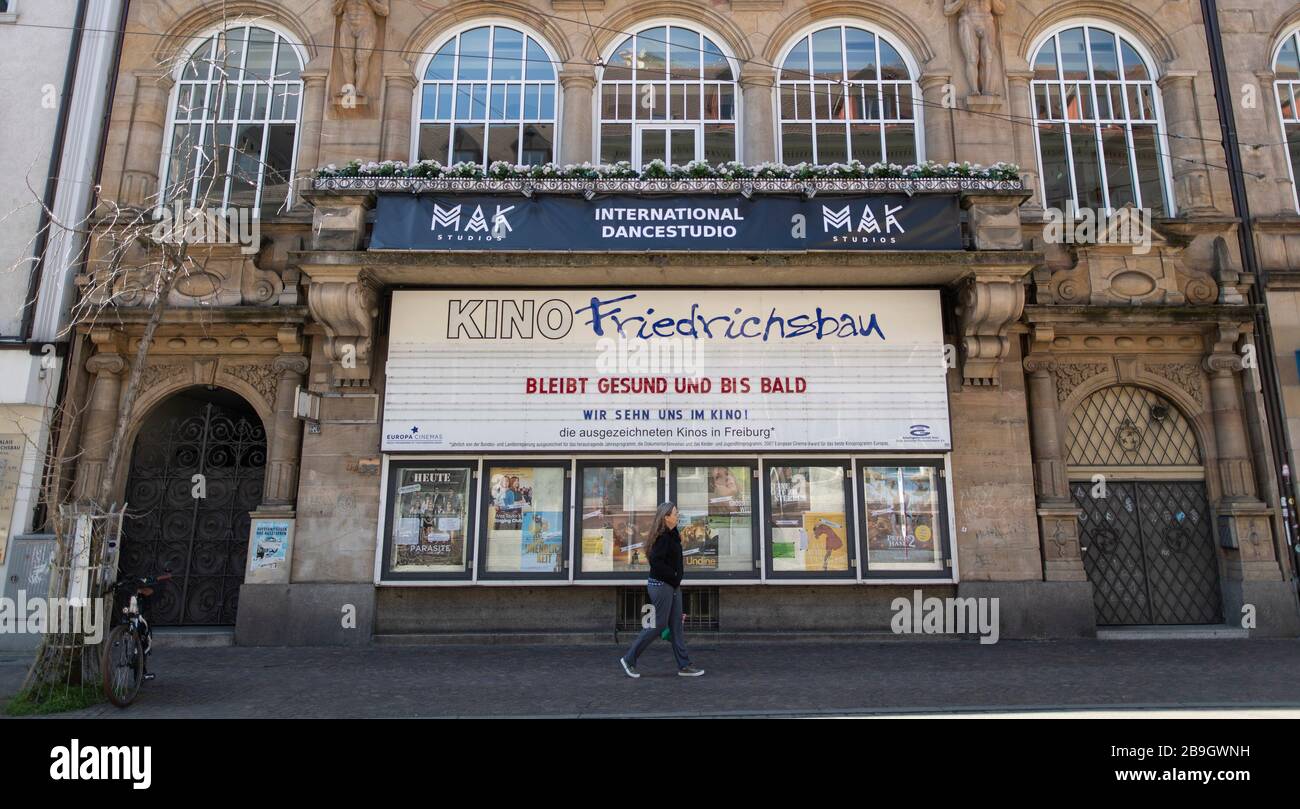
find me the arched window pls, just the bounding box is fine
[161,24,304,215]
[415,24,558,167]
[776,24,919,166]
[598,24,738,167]
[1272,31,1300,212]
[1030,24,1172,214]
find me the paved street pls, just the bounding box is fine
[3,637,1299,718]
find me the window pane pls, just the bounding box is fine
[850,123,882,164]
[674,465,754,573]
[244,28,276,80]
[811,27,843,80]
[702,37,732,80]
[525,38,555,80]
[260,123,295,215]
[1038,123,1072,210]
[274,40,302,80]
[486,123,519,163]
[1071,123,1105,209]
[420,84,438,119]
[165,124,200,201]
[815,123,848,163]
[458,27,491,80]
[861,466,944,571]
[195,123,232,206]
[1288,125,1300,201]
[879,40,909,80]
[605,36,635,81]
[471,83,487,119]
[639,27,668,78]
[485,466,566,575]
[580,466,659,573]
[1121,40,1149,80]
[703,123,735,163]
[601,84,620,119]
[1033,38,1058,81]
[521,123,554,165]
[451,123,484,164]
[640,128,666,165]
[670,128,696,164]
[684,82,701,121]
[601,124,632,163]
[436,83,453,119]
[491,27,524,80]
[423,124,454,163]
[782,123,814,163]
[1131,124,1168,213]
[781,38,809,79]
[669,27,700,79]
[228,124,264,207]
[490,83,507,120]
[389,467,472,574]
[220,29,247,79]
[539,83,555,119]
[1089,29,1120,81]
[426,42,455,80]
[768,465,849,573]
[523,84,539,119]
[1277,37,1300,79]
[883,123,916,166]
[1100,123,1135,208]
[780,84,798,119]
[844,27,876,81]
[1058,28,1088,80]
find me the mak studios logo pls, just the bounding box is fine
[50,739,152,789]
[822,201,905,245]
[429,202,516,242]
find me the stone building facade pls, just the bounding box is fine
[56,0,1300,642]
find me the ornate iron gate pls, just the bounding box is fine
[120,393,266,625]
[1072,480,1223,625]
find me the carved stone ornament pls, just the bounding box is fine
[1053,362,1111,402]
[955,275,1025,385]
[333,0,389,106]
[221,362,280,410]
[944,0,1005,99]
[1144,362,1205,407]
[306,270,380,387]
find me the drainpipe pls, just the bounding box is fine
[1200,0,1300,586]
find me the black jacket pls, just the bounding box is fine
[648,527,684,588]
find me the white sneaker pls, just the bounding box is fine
[678,666,705,677]
[620,657,641,678]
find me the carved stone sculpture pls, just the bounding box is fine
[945,0,1005,98]
[333,0,389,102]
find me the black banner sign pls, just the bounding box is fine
[370,193,962,252]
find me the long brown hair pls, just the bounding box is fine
[645,501,677,556]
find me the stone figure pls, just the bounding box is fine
[333,0,389,100]
[944,0,1005,97]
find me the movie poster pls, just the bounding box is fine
[681,514,719,569]
[485,466,564,573]
[769,465,847,572]
[862,466,942,570]
[520,510,564,572]
[390,467,471,573]
[675,465,752,572]
[581,466,657,572]
[802,512,849,572]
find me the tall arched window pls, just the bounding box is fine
[1272,31,1300,212]
[776,24,920,166]
[598,24,738,167]
[161,24,304,215]
[416,24,559,167]
[1030,24,1172,214]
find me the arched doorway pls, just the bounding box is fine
[119,387,267,625]
[1067,385,1223,625]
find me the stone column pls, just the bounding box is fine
[76,353,126,501]
[262,354,310,509]
[1005,69,1040,215]
[1157,71,1214,213]
[1252,70,1298,214]
[120,69,174,206]
[558,67,596,164]
[295,68,330,199]
[918,72,955,165]
[1204,351,1257,501]
[741,64,776,164]
[380,71,417,162]
[1024,350,1086,581]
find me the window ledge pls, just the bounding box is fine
[0,13,18,24]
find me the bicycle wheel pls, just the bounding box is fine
[101,624,144,707]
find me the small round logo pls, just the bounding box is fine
[915,524,933,544]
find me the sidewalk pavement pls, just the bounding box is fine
[2,638,1298,718]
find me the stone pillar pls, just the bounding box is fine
[76,353,126,501]
[1157,71,1215,213]
[295,68,330,198]
[1252,70,1298,215]
[741,64,776,164]
[380,72,417,162]
[1005,69,1040,214]
[1024,349,1087,582]
[558,67,596,164]
[263,354,310,509]
[120,69,174,206]
[918,72,955,165]
[1204,351,1257,501]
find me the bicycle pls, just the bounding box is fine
[100,572,171,707]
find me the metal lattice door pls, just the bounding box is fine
[1072,480,1222,625]
[120,392,266,625]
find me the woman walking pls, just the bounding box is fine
[619,502,705,678]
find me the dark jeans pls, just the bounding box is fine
[622,582,690,669]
